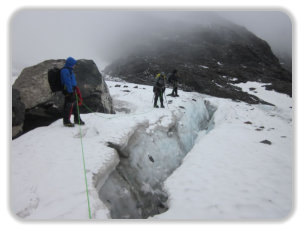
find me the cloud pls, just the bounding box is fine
[218,11,292,56]
[10,10,292,75]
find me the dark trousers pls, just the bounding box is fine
[63,93,79,123]
[171,81,178,96]
[154,90,164,106]
[171,87,178,96]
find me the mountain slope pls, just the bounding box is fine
[104,17,291,104]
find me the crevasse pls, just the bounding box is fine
[98,99,217,218]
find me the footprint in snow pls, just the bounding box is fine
[74,127,88,138]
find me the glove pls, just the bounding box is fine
[75,86,83,106]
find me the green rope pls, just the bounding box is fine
[75,93,92,219]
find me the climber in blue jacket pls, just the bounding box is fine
[60,57,85,127]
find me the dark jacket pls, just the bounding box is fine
[168,72,178,84]
[60,57,77,93]
[154,73,166,89]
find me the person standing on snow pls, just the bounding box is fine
[167,69,179,97]
[153,72,166,108]
[61,57,85,127]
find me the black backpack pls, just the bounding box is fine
[167,72,173,83]
[48,67,64,92]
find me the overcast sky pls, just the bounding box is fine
[11,10,292,76]
[219,11,292,55]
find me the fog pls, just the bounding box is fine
[11,10,292,76]
[219,11,292,56]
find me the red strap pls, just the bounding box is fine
[75,86,83,106]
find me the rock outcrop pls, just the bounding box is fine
[12,59,114,138]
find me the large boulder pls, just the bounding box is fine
[12,59,114,138]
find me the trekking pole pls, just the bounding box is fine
[163,89,169,109]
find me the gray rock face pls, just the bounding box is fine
[12,59,114,138]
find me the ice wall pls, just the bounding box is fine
[99,99,216,218]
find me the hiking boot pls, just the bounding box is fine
[154,105,159,108]
[161,104,165,108]
[74,118,85,125]
[63,121,75,127]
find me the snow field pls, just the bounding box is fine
[11,80,292,220]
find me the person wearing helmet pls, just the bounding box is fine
[153,72,166,108]
[60,57,85,127]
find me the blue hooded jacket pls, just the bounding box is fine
[60,57,77,93]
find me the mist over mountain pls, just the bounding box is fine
[11,10,291,76]
[11,10,292,105]
[103,12,291,104]
[218,11,292,72]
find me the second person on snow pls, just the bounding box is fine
[167,69,179,97]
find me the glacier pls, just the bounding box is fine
[11,80,292,220]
